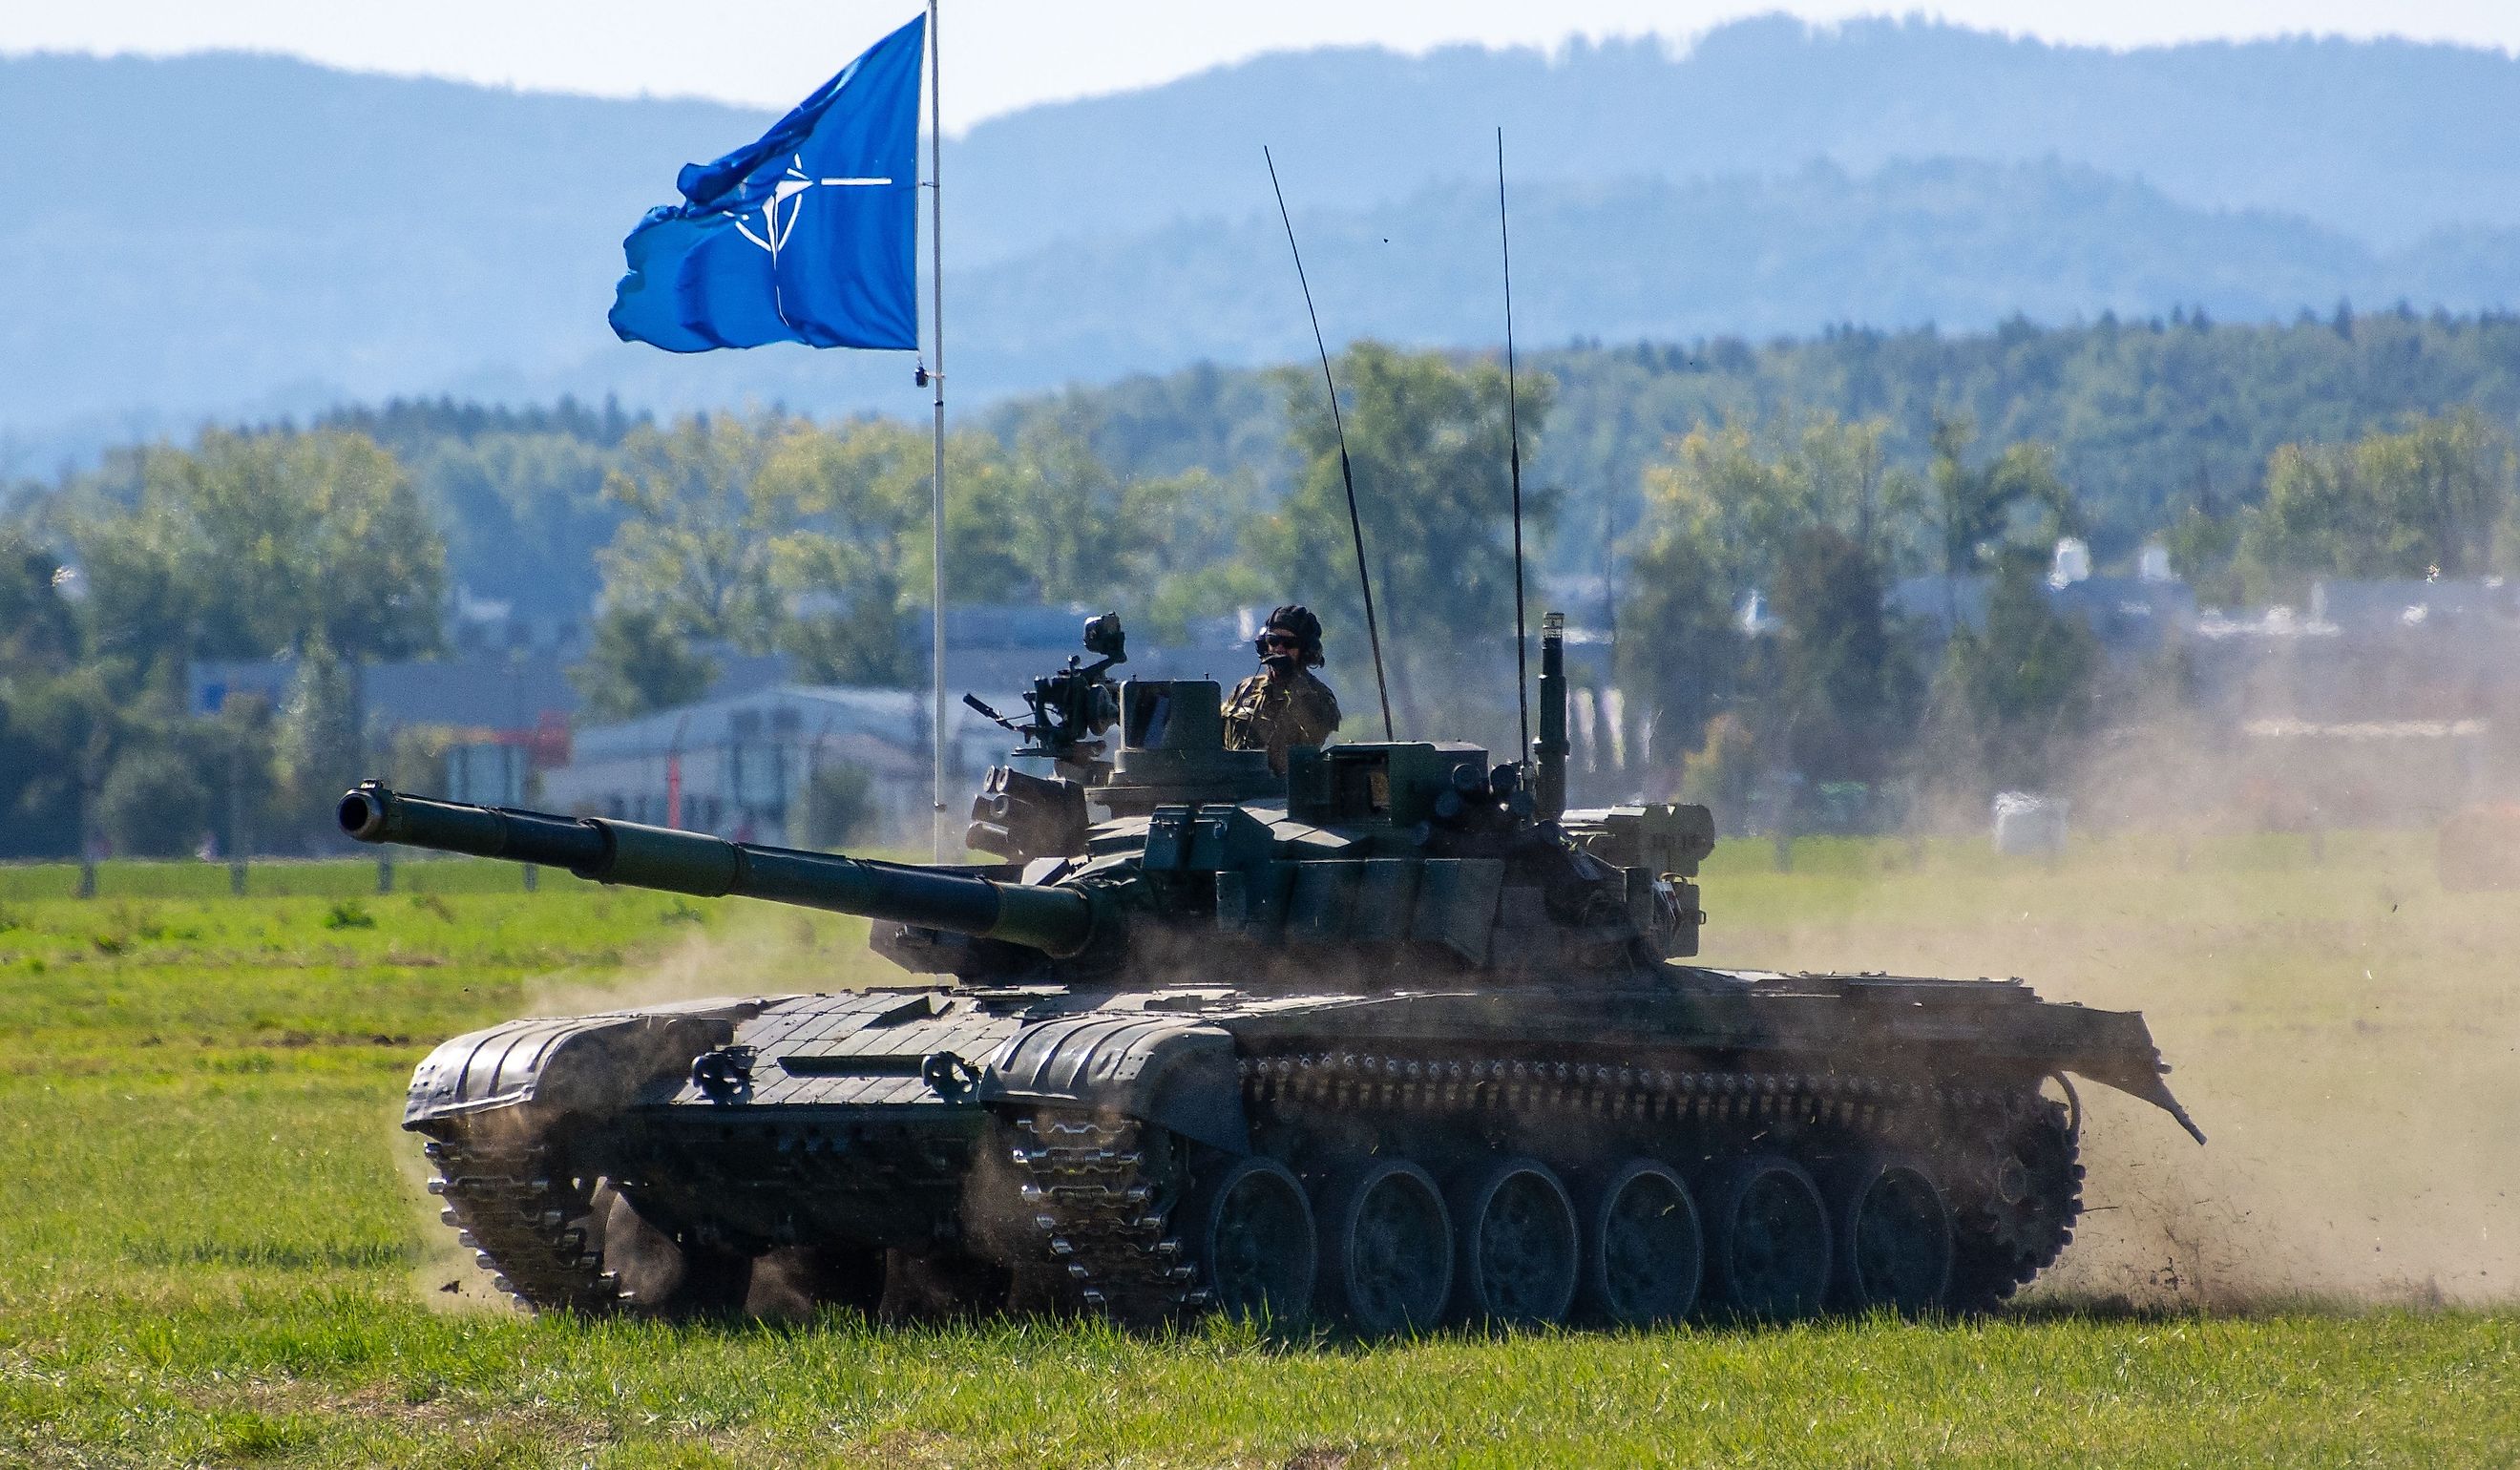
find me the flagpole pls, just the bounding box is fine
[926,0,949,861]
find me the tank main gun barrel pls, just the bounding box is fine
[337,783,1098,956]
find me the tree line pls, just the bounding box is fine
[1616,404,2518,825]
[0,431,443,860]
[0,356,1474,857]
[6,315,2517,857]
[1014,304,2520,579]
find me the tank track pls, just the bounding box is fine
[423,1135,623,1314]
[1235,1050,2081,1312]
[1007,1113,1200,1326]
[422,1065,2079,1322]
[423,1114,1208,1323]
[1238,1051,2018,1124]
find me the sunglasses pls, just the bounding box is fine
[1260,633,1301,649]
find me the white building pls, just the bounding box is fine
[537,685,1002,846]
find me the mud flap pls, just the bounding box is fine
[982,1015,1250,1154]
[2078,1061,2207,1144]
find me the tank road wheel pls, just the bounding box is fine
[885,1249,1017,1323]
[1319,1160,1454,1334]
[1700,1155,1832,1322]
[1949,1099,2083,1312]
[591,1183,750,1318]
[1582,1160,1703,1327]
[1192,1156,1317,1325]
[1830,1156,1952,1315]
[746,1244,888,1322]
[1451,1159,1580,1327]
[598,1181,885,1323]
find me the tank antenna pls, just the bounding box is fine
[1497,127,1532,767]
[1266,145,1396,741]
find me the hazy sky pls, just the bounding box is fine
[9,2,2518,130]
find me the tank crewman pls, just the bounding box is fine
[1223,604,1342,774]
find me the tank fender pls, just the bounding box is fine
[403,998,767,1129]
[981,1016,1249,1155]
[2049,1007,2208,1144]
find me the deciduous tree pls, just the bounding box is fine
[1619,412,1919,772]
[1260,344,1557,736]
[2236,409,2517,597]
[65,429,445,673]
[1935,550,2099,792]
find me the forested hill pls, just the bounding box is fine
[22,308,2500,622]
[940,159,2519,403]
[998,308,2520,574]
[10,19,2520,459]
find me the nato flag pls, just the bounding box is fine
[609,13,924,352]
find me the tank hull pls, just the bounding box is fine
[410,965,2190,1324]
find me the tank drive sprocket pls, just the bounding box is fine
[1945,1095,2084,1311]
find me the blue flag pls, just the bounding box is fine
[609,13,925,352]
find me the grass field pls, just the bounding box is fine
[0,834,2513,1467]
[0,856,575,902]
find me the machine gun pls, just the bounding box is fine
[960,612,1127,862]
[960,611,1125,778]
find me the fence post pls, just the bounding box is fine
[227,743,248,897]
[75,777,97,898]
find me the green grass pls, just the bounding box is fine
[0,845,2512,1467]
[0,855,562,901]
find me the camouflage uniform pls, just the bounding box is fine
[1223,667,1341,774]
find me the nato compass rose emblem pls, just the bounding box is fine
[725,154,892,263]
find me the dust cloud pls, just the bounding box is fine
[526,904,905,1018]
[1704,821,2520,1311]
[392,1121,509,1314]
[398,904,901,1312]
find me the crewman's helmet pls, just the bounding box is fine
[1255,604,1326,668]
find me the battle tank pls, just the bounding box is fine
[350,612,2201,1331]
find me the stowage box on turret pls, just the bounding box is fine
[351,613,2200,1329]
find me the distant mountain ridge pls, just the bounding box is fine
[949,18,2520,259]
[941,159,2513,388]
[9,18,2520,460]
